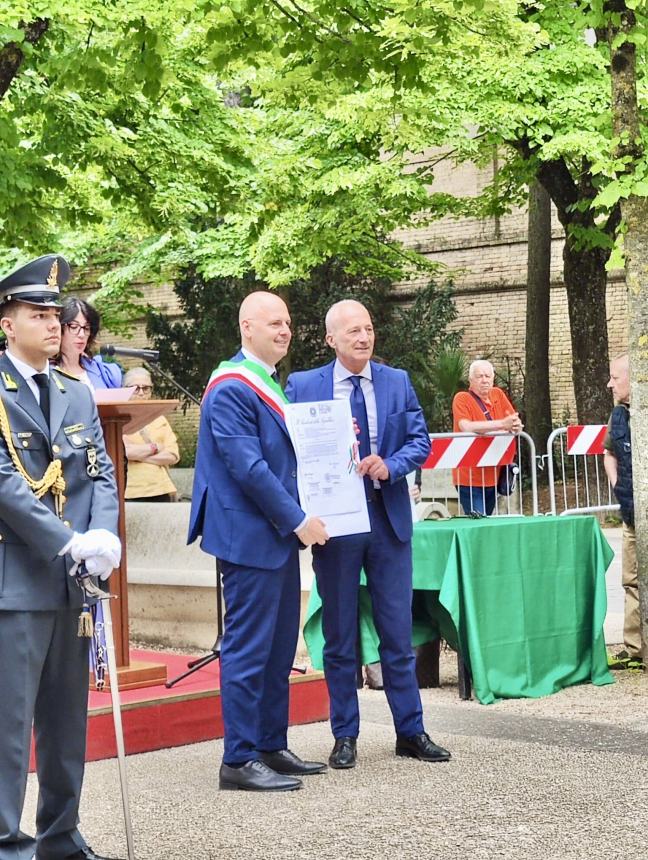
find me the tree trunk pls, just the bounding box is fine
[562,239,612,423]
[623,196,648,664]
[0,19,49,101]
[608,0,648,662]
[524,180,552,458]
[535,158,615,424]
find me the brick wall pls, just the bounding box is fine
[393,157,629,421]
[75,156,629,452]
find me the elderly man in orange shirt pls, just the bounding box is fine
[452,359,523,515]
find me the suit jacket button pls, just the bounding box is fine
[63,520,71,528]
[52,444,61,453]
[291,470,297,478]
[22,440,28,447]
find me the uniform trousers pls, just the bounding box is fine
[622,522,641,658]
[0,608,89,860]
[219,546,301,765]
[312,493,424,739]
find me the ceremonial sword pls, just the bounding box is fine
[77,564,136,860]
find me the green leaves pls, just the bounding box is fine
[2,0,648,321]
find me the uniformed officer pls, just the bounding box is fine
[0,255,123,860]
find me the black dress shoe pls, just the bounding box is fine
[258,748,327,775]
[395,732,451,762]
[328,737,357,769]
[219,760,302,791]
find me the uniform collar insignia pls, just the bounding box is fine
[1,371,18,391]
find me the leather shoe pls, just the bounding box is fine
[37,849,124,860]
[328,737,357,769]
[259,748,327,775]
[395,732,451,762]
[219,760,302,791]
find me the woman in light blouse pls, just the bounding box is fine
[123,367,180,502]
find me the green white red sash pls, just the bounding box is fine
[203,359,288,420]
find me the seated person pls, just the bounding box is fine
[123,367,180,502]
[451,359,522,515]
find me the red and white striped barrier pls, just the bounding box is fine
[565,425,607,457]
[422,435,516,470]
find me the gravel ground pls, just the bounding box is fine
[428,646,648,730]
[21,646,648,860]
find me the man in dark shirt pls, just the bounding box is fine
[603,353,642,669]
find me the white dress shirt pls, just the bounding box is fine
[333,358,380,487]
[5,350,50,405]
[333,358,378,455]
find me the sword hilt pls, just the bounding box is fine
[74,562,116,600]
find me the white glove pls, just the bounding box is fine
[66,529,122,569]
[83,554,116,581]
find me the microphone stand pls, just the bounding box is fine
[143,360,202,409]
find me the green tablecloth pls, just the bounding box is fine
[303,516,614,704]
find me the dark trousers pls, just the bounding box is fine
[0,609,90,860]
[312,495,424,739]
[458,485,496,516]
[219,548,301,764]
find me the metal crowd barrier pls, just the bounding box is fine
[421,430,538,517]
[546,425,619,517]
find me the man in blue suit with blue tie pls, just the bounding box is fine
[189,291,329,791]
[286,300,451,769]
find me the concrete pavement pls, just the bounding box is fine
[20,525,643,860]
[21,659,648,860]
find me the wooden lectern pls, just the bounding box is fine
[98,399,179,690]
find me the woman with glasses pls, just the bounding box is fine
[57,297,122,389]
[123,367,180,502]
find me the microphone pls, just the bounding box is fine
[100,344,160,362]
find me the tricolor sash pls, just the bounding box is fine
[203,359,288,420]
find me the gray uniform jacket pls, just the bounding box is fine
[0,353,119,611]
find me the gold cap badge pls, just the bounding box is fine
[46,260,59,287]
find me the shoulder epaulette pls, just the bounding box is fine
[52,366,81,382]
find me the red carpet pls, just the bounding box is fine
[29,649,329,769]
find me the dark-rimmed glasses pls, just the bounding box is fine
[65,322,92,336]
[132,384,153,394]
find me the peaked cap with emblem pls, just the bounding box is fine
[0,254,70,308]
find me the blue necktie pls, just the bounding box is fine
[350,376,371,460]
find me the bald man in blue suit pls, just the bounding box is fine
[189,291,328,792]
[286,300,451,769]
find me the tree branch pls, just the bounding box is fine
[513,138,579,225]
[268,0,302,29]
[285,0,352,43]
[414,133,488,178]
[341,7,375,32]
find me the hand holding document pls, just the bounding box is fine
[296,517,329,546]
[284,400,370,538]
